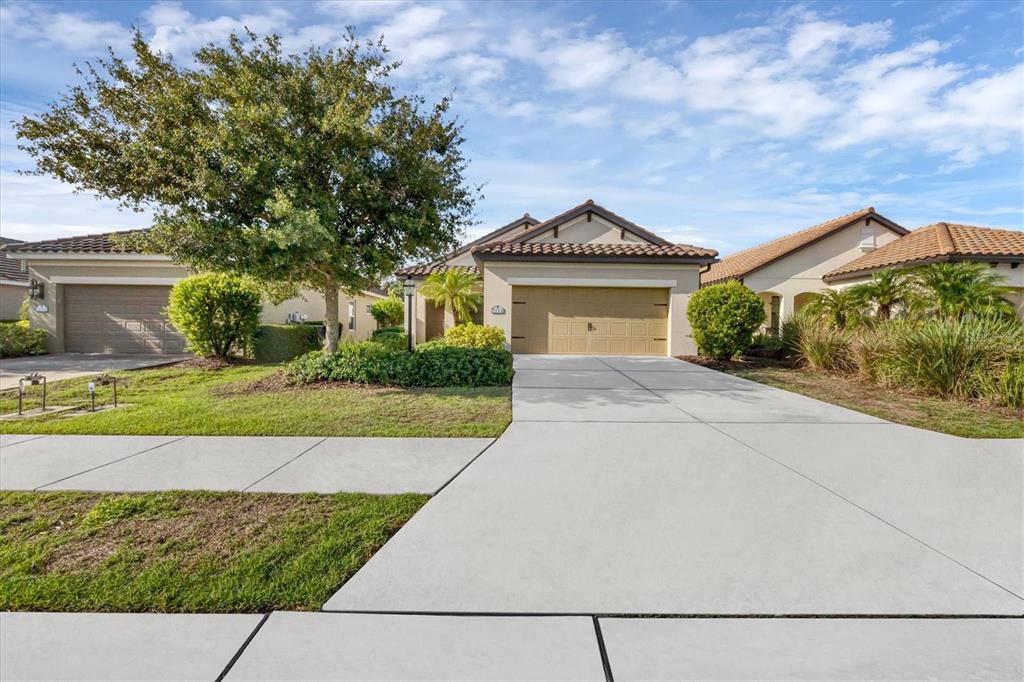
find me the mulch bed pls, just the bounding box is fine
[676,355,794,371]
[172,356,256,370]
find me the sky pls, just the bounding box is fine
[1,0,1022,257]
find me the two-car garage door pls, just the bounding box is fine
[64,285,186,354]
[510,286,668,355]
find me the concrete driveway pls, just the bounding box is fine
[327,355,1023,615]
[0,353,191,390]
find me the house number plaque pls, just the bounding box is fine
[490,305,506,315]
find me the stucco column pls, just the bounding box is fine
[482,266,512,350]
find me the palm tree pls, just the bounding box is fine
[848,268,916,320]
[801,288,864,329]
[419,269,482,327]
[911,262,1014,320]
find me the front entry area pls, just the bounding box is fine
[510,286,668,355]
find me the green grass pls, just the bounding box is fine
[722,362,1024,439]
[0,364,511,437]
[0,490,427,613]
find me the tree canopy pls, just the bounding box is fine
[16,31,478,350]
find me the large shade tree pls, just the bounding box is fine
[16,31,477,351]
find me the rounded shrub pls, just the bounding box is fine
[443,323,506,350]
[369,297,404,328]
[686,281,765,360]
[166,273,261,358]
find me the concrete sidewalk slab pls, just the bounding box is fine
[0,353,191,390]
[326,421,1021,614]
[0,611,260,681]
[226,612,605,680]
[623,369,756,390]
[0,433,46,447]
[599,617,1023,680]
[247,437,493,494]
[513,355,610,371]
[39,436,321,491]
[512,369,641,389]
[513,387,695,422]
[1,435,181,490]
[654,386,886,423]
[599,356,714,372]
[719,422,1024,597]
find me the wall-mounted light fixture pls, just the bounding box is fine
[28,279,44,300]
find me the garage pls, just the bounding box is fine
[63,285,186,354]
[510,286,669,355]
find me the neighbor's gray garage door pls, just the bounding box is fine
[64,285,186,354]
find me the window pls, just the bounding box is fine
[348,301,356,330]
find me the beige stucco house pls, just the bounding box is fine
[0,237,29,321]
[701,208,909,331]
[1,231,384,354]
[397,200,719,356]
[823,222,1024,316]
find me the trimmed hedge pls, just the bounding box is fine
[687,281,765,360]
[285,341,513,387]
[166,273,261,358]
[253,324,322,363]
[371,326,407,350]
[0,321,47,358]
[444,323,506,350]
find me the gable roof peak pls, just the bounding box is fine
[509,199,674,246]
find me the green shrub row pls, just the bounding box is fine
[443,323,506,350]
[0,321,48,358]
[371,326,407,350]
[252,324,322,363]
[285,341,513,387]
[788,314,1024,408]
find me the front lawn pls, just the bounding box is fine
[0,364,511,437]
[708,359,1024,439]
[0,490,427,613]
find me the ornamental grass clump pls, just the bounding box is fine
[792,315,854,372]
[875,316,1024,400]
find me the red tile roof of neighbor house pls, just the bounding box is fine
[701,207,908,285]
[0,237,28,282]
[1,229,146,254]
[394,263,480,277]
[472,241,717,259]
[824,223,1024,282]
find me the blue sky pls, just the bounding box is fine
[1,0,1022,257]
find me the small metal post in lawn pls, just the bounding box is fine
[18,373,46,416]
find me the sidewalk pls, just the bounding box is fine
[0,434,493,494]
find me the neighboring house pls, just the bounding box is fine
[701,208,909,331]
[397,200,719,356]
[1,231,384,354]
[0,237,29,321]
[823,222,1024,316]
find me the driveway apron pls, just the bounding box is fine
[326,355,1023,615]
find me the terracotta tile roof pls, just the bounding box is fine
[394,263,480,278]
[0,238,28,282]
[824,223,1024,281]
[473,241,717,259]
[702,207,907,285]
[510,199,674,246]
[2,229,147,254]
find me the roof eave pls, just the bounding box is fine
[473,252,715,266]
[824,253,1024,283]
[509,203,674,247]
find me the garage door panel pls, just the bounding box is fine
[64,285,186,354]
[510,285,669,356]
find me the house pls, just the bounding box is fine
[397,200,719,356]
[823,222,1024,315]
[0,237,29,321]
[1,231,385,354]
[701,208,909,331]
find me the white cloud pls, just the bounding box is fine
[558,106,613,128]
[316,1,409,20]
[145,1,293,55]
[0,3,129,52]
[449,53,505,86]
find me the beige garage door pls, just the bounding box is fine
[511,286,668,355]
[64,285,186,354]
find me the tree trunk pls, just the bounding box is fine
[323,283,340,353]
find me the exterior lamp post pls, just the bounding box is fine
[403,277,416,352]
